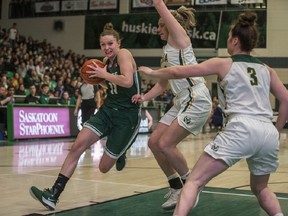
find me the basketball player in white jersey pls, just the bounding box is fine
[139,11,287,216]
[132,0,212,210]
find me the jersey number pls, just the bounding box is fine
[108,82,118,94]
[247,67,258,86]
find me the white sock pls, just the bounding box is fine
[274,213,284,216]
[167,173,179,181]
[180,171,191,181]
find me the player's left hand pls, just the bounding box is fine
[138,66,153,75]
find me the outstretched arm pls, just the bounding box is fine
[139,57,231,80]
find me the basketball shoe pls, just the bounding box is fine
[116,154,126,171]
[161,188,182,210]
[30,186,57,210]
[161,188,200,210]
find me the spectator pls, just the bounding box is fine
[0,84,12,134]
[15,83,26,95]
[17,61,28,79]
[6,85,15,104]
[59,91,72,105]
[0,84,13,106]
[0,73,9,90]
[209,99,223,131]
[39,84,51,104]
[69,88,79,106]
[24,84,39,104]
[8,23,18,48]
[10,72,20,89]
[54,79,64,97]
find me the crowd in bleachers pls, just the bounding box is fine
[0,22,90,105]
[0,22,173,108]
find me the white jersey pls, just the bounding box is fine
[218,55,273,120]
[160,43,205,95]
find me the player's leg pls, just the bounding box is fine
[250,174,283,216]
[248,119,283,216]
[157,119,192,177]
[99,109,140,173]
[30,128,100,210]
[148,119,190,210]
[174,152,228,216]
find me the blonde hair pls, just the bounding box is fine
[170,6,196,34]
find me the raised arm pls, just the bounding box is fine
[153,0,190,48]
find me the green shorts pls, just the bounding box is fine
[84,104,141,159]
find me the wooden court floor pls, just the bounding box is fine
[0,129,287,216]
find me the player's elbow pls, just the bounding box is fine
[123,79,134,88]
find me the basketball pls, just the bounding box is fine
[80,59,105,85]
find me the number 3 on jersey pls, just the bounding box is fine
[247,67,258,86]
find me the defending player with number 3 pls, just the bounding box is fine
[139,11,288,216]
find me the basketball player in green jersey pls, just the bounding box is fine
[29,22,141,211]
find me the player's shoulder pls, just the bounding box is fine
[118,48,132,56]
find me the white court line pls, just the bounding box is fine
[26,172,165,189]
[202,190,288,200]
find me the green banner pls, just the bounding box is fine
[84,10,266,49]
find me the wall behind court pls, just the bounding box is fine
[1,1,288,59]
[0,0,287,109]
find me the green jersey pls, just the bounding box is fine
[104,57,141,110]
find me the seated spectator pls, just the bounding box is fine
[0,84,13,106]
[54,79,64,97]
[209,99,223,131]
[59,91,72,105]
[11,72,20,89]
[24,84,39,104]
[39,84,52,104]
[0,74,9,90]
[6,85,15,104]
[69,88,79,106]
[15,83,26,95]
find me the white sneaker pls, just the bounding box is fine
[161,188,182,210]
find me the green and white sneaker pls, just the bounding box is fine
[30,186,57,210]
[116,154,126,171]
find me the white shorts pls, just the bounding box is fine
[204,115,279,175]
[160,83,212,135]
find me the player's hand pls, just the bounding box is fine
[131,93,144,104]
[138,66,153,76]
[87,61,107,79]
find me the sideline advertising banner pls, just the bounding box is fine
[230,0,263,4]
[61,0,88,11]
[84,10,266,49]
[35,1,60,13]
[7,105,77,140]
[195,0,228,5]
[89,0,118,10]
[132,0,192,8]
[13,107,70,139]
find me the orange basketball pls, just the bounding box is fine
[80,59,105,85]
